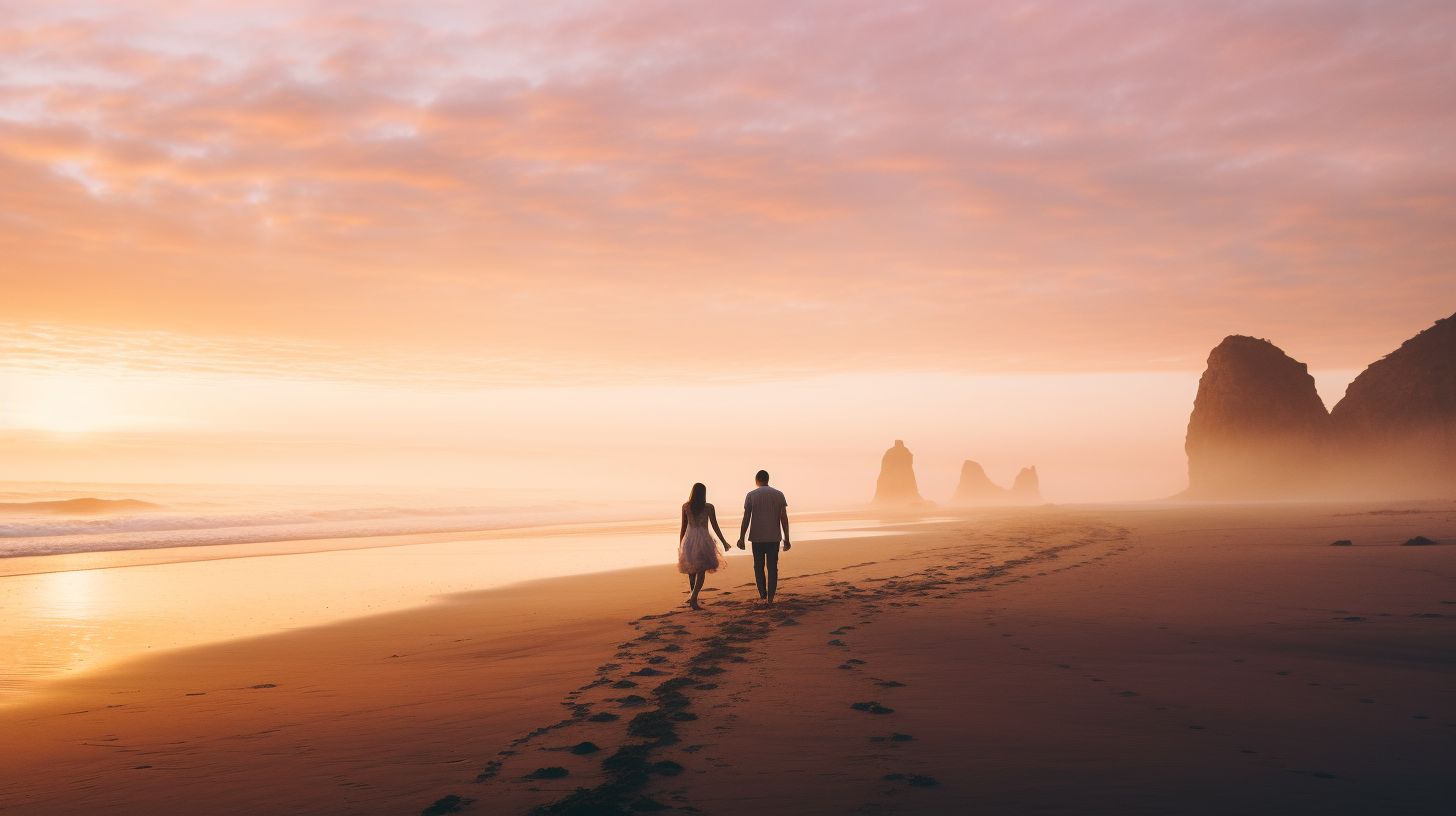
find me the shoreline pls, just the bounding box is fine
[0,511,948,704]
[2,503,1452,814]
[0,507,905,578]
[0,513,979,814]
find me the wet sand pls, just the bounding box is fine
[1,504,1452,815]
[0,515,900,699]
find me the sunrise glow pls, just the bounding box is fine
[3,4,1453,816]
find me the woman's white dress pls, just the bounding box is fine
[678,508,725,574]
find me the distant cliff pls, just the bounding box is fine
[0,498,160,514]
[873,440,925,505]
[1183,335,1329,498]
[1329,313,1456,497]
[1183,312,1456,500]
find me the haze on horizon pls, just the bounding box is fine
[2,1,1453,504]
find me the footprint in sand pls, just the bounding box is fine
[422,794,472,815]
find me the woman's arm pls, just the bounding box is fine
[708,505,730,549]
[679,505,688,541]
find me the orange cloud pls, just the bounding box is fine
[1,0,1453,383]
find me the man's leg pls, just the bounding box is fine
[752,544,768,599]
[763,544,780,601]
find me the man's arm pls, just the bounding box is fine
[737,502,750,549]
[779,503,791,551]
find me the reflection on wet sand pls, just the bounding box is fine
[0,515,927,701]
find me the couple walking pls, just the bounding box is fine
[678,470,790,609]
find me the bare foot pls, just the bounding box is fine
[689,598,702,610]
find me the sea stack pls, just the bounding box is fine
[952,460,1002,503]
[873,440,924,505]
[1184,336,1329,498]
[1329,312,1456,497]
[1011,466,1041,502]
[951,460,1042,505]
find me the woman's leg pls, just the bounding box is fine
[689,571,705,608]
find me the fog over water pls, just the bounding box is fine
[2,369,1364,520]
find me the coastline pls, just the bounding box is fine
[0,511,919,703]
[1,503,1452,814]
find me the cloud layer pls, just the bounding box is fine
[3,0,1454,380]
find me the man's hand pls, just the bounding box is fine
[736,538,746,550]
[782,540,792,551]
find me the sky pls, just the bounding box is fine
[1,1,1453,504]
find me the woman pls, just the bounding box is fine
[679,482,731,609]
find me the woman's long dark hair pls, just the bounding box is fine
[687,482,707,518]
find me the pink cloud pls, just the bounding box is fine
[0,0,1453,380]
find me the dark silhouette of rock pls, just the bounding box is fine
[1329,313,1456,497]
[1011,466,1041,501]
[1183,336,1330,498]
[1402,535,1438,547]
[873,440,924,505]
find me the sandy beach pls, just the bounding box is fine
[9,2,1455,813]
[1,503,1451,815]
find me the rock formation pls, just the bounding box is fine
[952,460,1002,503]
[1183,336,1330,498]
[1011,466,1041,501]
[873,440,924,505]
[1182,313,1456,500]
[1329,313,1456,497]
[951,460,1042,504]
[0,498,160,514]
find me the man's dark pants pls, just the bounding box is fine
[751,541,780,598]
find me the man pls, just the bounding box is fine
[737,469,790,603]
